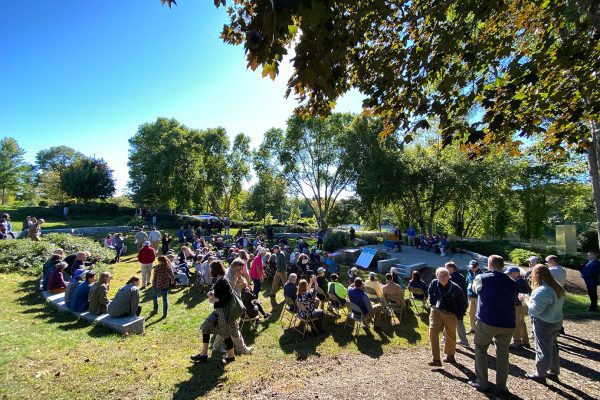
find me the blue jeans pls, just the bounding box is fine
[153,288,169,316]
[115,246,123,260]
[252,278,262,297]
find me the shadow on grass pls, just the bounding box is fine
[16,278,118,338]
[173,359,226,400]
[174,286,206,309]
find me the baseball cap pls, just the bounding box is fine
[506,267,521,274]
[369,271,376,277]
[143,241,151,246]
[317,267,325,274]
[527,256,539,263]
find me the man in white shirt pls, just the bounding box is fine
[545,255,566,287]
[148,227,162,251]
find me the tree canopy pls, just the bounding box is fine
[60,158,116,202]
[0,137,31,205]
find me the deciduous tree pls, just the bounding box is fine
[0,137,32,205]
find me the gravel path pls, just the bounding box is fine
[232,318,600,400]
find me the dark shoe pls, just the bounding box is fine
[495,387,510,395]
[547,373,560,382]
[468,380,490,392]
[149,309,158,316]
[428,360,442,367]
[443,355,457,364]
[509,343,524,350]
[222,356,236,365]
[263,312,272,319]
[190,354,208,362]
[525,373,547,384]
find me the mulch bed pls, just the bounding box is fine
[230,319,600,400]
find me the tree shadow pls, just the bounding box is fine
[545,378,600,400]
[385,309,423,344]
[278,325,329,361]
[560,333,600,351]
[172,359,226,399]
[174,286,206,309]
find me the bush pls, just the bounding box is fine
[0,233,114,273]
[509,248,539,267]
[38,200,49,207]
[577,230,599,253]
[323,231,350,252]
[454,240,514,259]
[557,254,587,270]
[355,232,384,245]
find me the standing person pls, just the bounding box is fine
[581,251,600,312]
[148,227,162,251]
[138,241,156,289]
[316,229,324,250]
[134,228,148,252]
[151,256,175,318]
[466,260,483,334]
[108,277,142,317]
[349,226,355,242]
[545,255,566,287]
[407,226,416,246]
[506,267,532,350]
[191,261,237,365]
[112,233,125,263]
[446,262,470,347]
[520,265,566,383]
[28,218,44,241]
[89,272,112,315]
[269,246,287,298]
[223,216,231,235]
[1,213,14,239]
[161,232,172,255]
[427,267,468,366]
[468,255,517,394]
[250,248,267,297]
[22,216,32,232]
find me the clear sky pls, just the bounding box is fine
[0,0,364,193]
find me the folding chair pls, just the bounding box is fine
[344,301,366,336]
[239,312,261,332]
[294,300,320,339]
[408,287,429,314]
[364,286,383,303]
[315,286,330,313]
[384,294,404,326]
[280,295,297,329]
[327,292,346,317]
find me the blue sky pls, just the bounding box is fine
[0,0,363,193]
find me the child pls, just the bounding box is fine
[240,279,271,320]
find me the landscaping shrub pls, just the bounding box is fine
[557,254,587,270]
[323,231,350,252]
[38,200,49,207]
[355,232,384,245]
[0,233,113,273]
[509,248,540,266]
[577,230,599,253]
[454,240,514,259]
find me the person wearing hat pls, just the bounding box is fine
[89,271,112,315]
[68,271,96,312]
[138,241,157,289]
[64,267,88,304]
[506,266,532,349]
[108,276,142,317]
[47,261,69,293]
[466,260,483,334]
[365,271,384,300]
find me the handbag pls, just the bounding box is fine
[225,285,246,322]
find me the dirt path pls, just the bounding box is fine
[231,318,600,400]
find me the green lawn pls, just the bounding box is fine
[0,257,430,400]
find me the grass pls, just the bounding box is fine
[0,248,430,400]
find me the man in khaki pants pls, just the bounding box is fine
[468,255,517,394]
[466,260,483,333]
[269,246,287,297]
[427,267,468,366]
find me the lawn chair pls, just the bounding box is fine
[344,301,366,336]
[315,286,330,312]
[294,300,320,339]
[239,312,261,332]
[280,295,297,329]
[327,292,346,317]
[364,286,383,303]
[408,287,429,314]
[384,294,404,326]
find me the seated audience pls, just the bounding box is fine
[42,251,64,291]
[47,261,69,293]
[108,276,142,317]
[327,273,347,306]
[68,271,96,312]
[383,273,405,309]
[324,253,339,275]
[240,279,271,319]
[65,268,87,304]
[89,271,112,314]
[390,267,406,289]
[297,276,324,332]
[284,273,298,303]
[365,271,384,299]
[409,270,428,300]
[348,277,383,331]
[348,267,359,286]
[316,267,329,302]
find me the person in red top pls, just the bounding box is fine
[250,247,267,297]
[151,255,175,318]
[137,241,156,289]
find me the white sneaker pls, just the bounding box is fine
[240,346,254,354]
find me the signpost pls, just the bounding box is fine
[356,247,377,269]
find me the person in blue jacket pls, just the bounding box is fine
[581,251,600,312]
[68,271,96,312]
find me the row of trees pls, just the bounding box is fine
[0,138,116,205]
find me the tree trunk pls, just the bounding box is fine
[1,187,4,205]
[588,120,600,249]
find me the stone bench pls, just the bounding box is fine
[41,288,145,335]
[377,258,400,274]
[394,262,428,278]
